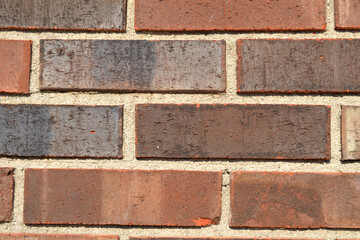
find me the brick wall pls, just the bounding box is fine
[1,0,360,239]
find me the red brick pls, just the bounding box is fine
[136,104,330,160]
[0,233,119,240]
[0,168,14,222]
[231,171,360,228]
[0,0,126,32]
[237,39,360,93]
[135,0,326,32]
[24,169,222,227]
[335,0,360,29]
[0,40,31,94]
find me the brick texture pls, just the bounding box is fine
[231,171,360,228]
[0,234,119,240]
[0,40,31,94]
[237,39,360,93]
[0,168,14,222]
[131,238,317,240]
[335,0,360,29]
[135,0,326,32]
[341,106,360,160]
[40,40,225,93]
[0,105,123,158]
[24,169,222,226]
[0,0,126,31]
[136,104,330,160]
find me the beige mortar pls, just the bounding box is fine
[0,0,360,239]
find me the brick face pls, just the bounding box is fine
[341,106,360,160]
[0,40,31,94]
[237,39,360,93]
[0,0,126,31]
[231,171,360,228]
[24,169,222,226]
[135,0,326,31]
[40,40,226,93]
[0,168,14,222]
[0,105,123,158]
[136,104,330,160]
[335,0,360,29]
[0,234,119,240]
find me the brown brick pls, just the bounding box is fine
[0,40,31,94]
[237,39,360,93]
[40,40,226,93]
[0,233,119,240]
[0,168,14,222]
[0,0,126,31]
[0,104,123,158]
[24,169,222,226]
[335,0,360,29]
[136,104,330,160]
[135,0,326,32]
[231,171,360,228]
[341,106,360,160]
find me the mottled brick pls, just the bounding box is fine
[0,40,31,94]
[335,0,360,29]
[136,104,330,160]
[24,169,221,226]
[0,168,14,222]
[231,171,360,228]
[0,0,126,31]
[341,106,360,160]
[40,40,226,93]
[135,0,326,31]
[237,39,360,93]
[0,105,122,158]
[0,233,119,240]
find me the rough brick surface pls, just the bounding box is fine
[135,0,326,32]
[0,233,119,240]
[0,105,123,158]
[237,39,360,93]
[341,106,360,160]
[0,168,14,222]
[0,0,126,31]
[40,40,226,93]
[335,0,360,29]
[136,104,330,160]
[231,171,360,228]
[24,169,222,226]
[0,40,31,94]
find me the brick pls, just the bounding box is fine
[341,106,360,160]
[135,0,326,32]
[0,105,122,158]
[131,238,317,240]
[0,40,31,94]
[0,0,126,31]
[231,171,360,228]
[237,39,360,93]
[0,168,14,222]
[136,104,330,160]
[40,40,226,93]
[335,0,360,29]
[0,233,119,240]
[24,169,222,226]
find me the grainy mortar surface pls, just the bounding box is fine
[0,0,360,239]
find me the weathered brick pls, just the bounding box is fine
[237,39,360,93]
[135,0,325,32]
[0,0,126,31]
[24,169,221,226]
[136,104,330,160]
[0,233,119,240]
[0,40,31,94]
[335,0,360,29]
[0,168,14,222]
[40,40,226,93]
[0,105,123,158]
[231,171,360,228]
[341,106,360,160]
